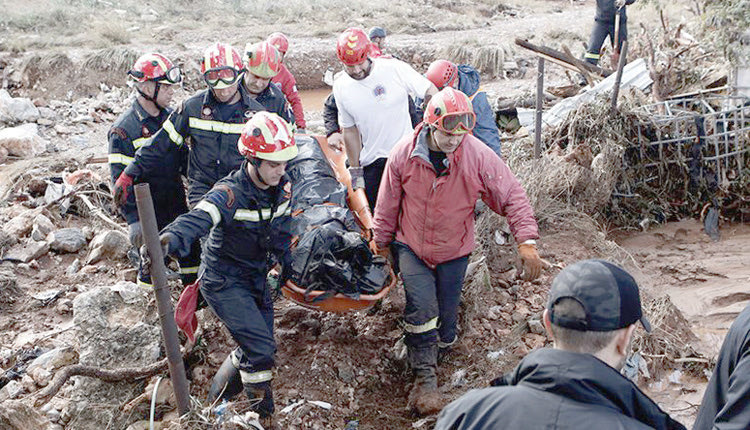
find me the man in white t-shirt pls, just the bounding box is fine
[332,27,437,210]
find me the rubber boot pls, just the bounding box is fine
[245,381,275,424]
[208,354,243,402]
[407,344,444,416]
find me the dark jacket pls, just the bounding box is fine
[108,100,186,224]
[162,161,293,278]
[414,65,502,158]
[322,92,421,137]
[124,84,291,206]
[694,303,750,430]
[435,348,686,430]
[455,65,502,157]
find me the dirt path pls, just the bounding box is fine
[617,220,750,426]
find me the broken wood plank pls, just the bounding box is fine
[515,38,613,78]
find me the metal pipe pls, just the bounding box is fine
[611,40,629,114]
[135,183,191,416]
[534,57,545,158]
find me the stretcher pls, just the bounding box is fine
[280,135,396,312]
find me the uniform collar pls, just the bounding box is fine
[200,84,255,110]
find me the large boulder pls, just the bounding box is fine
[0,123,47,159]
[0,89,41,123]
[47,228,86,253]
[0,400,50,429]
[67,282,159,430]
[85,230,129,264]
[3,210,38,238]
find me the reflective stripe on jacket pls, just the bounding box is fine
[124,85,292,206]
[163,161,293,277]
[108,100,184,224]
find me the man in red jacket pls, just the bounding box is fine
[267,32,306,133]
[373,87,542,416]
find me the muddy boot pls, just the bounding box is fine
[208,353,243,402]
[245,381,275,423]
[407,345,444,416]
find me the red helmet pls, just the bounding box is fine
[424,87,476,135]
[336,28,370,66]
[238,112,298,161]
[267,32,289,54]
[201,42,244,89]
[128,53,181,84]
[425,60,458,90]
[244,41,283,79]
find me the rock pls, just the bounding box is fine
[3,210,37,238]
[73,284,159,366]
[0,380,24,401]
[110,281,147,305]
[528,319,546,335]
[68,284,159,429]
[38,106,56,119]
[48,228,87,253]
[0,229,16,252]
[31,214,55,241]
[30,367,52,387]
[0,269,21,304]
[56,298,73,314]
[27,346,78,373]
[4,240,49,263]
[0,400,51,429]
[337,362,355,384]
[21,373,37,392]
[85,230,129,264]
[66,258,82,276]
[0,123,47,158]
[0,89,41,123]
[26,178,48,196]
[450,369,467,388]
[45,408,61,423]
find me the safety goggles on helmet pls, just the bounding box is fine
[128,66,182,85]
[435,112,476,135]
[203,67,241,88]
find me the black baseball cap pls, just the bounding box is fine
[547,259,651,332]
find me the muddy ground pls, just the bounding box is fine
[0,0,746,428]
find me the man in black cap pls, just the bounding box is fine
[693,301,750,429]
[434,259,686,430]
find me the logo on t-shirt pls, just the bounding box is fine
[373,84,386,100]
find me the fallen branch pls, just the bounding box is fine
[75,193,127,233]
[33,358,168,407]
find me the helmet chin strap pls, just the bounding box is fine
[250,157,270,186]
[136,82,166,110]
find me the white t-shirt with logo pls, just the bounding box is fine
[333,57,432,167]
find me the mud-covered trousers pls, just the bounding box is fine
[396,243,470,349]
[585,10,628,65]
[200,266,275,385]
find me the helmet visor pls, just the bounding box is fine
[204,67,240,88]
[438,112,476,134]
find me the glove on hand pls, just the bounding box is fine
[128,222,143,249]
[518,243,542,281]
[113,172,134,206]
[139,233,175,278]
[348,166,365,190]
